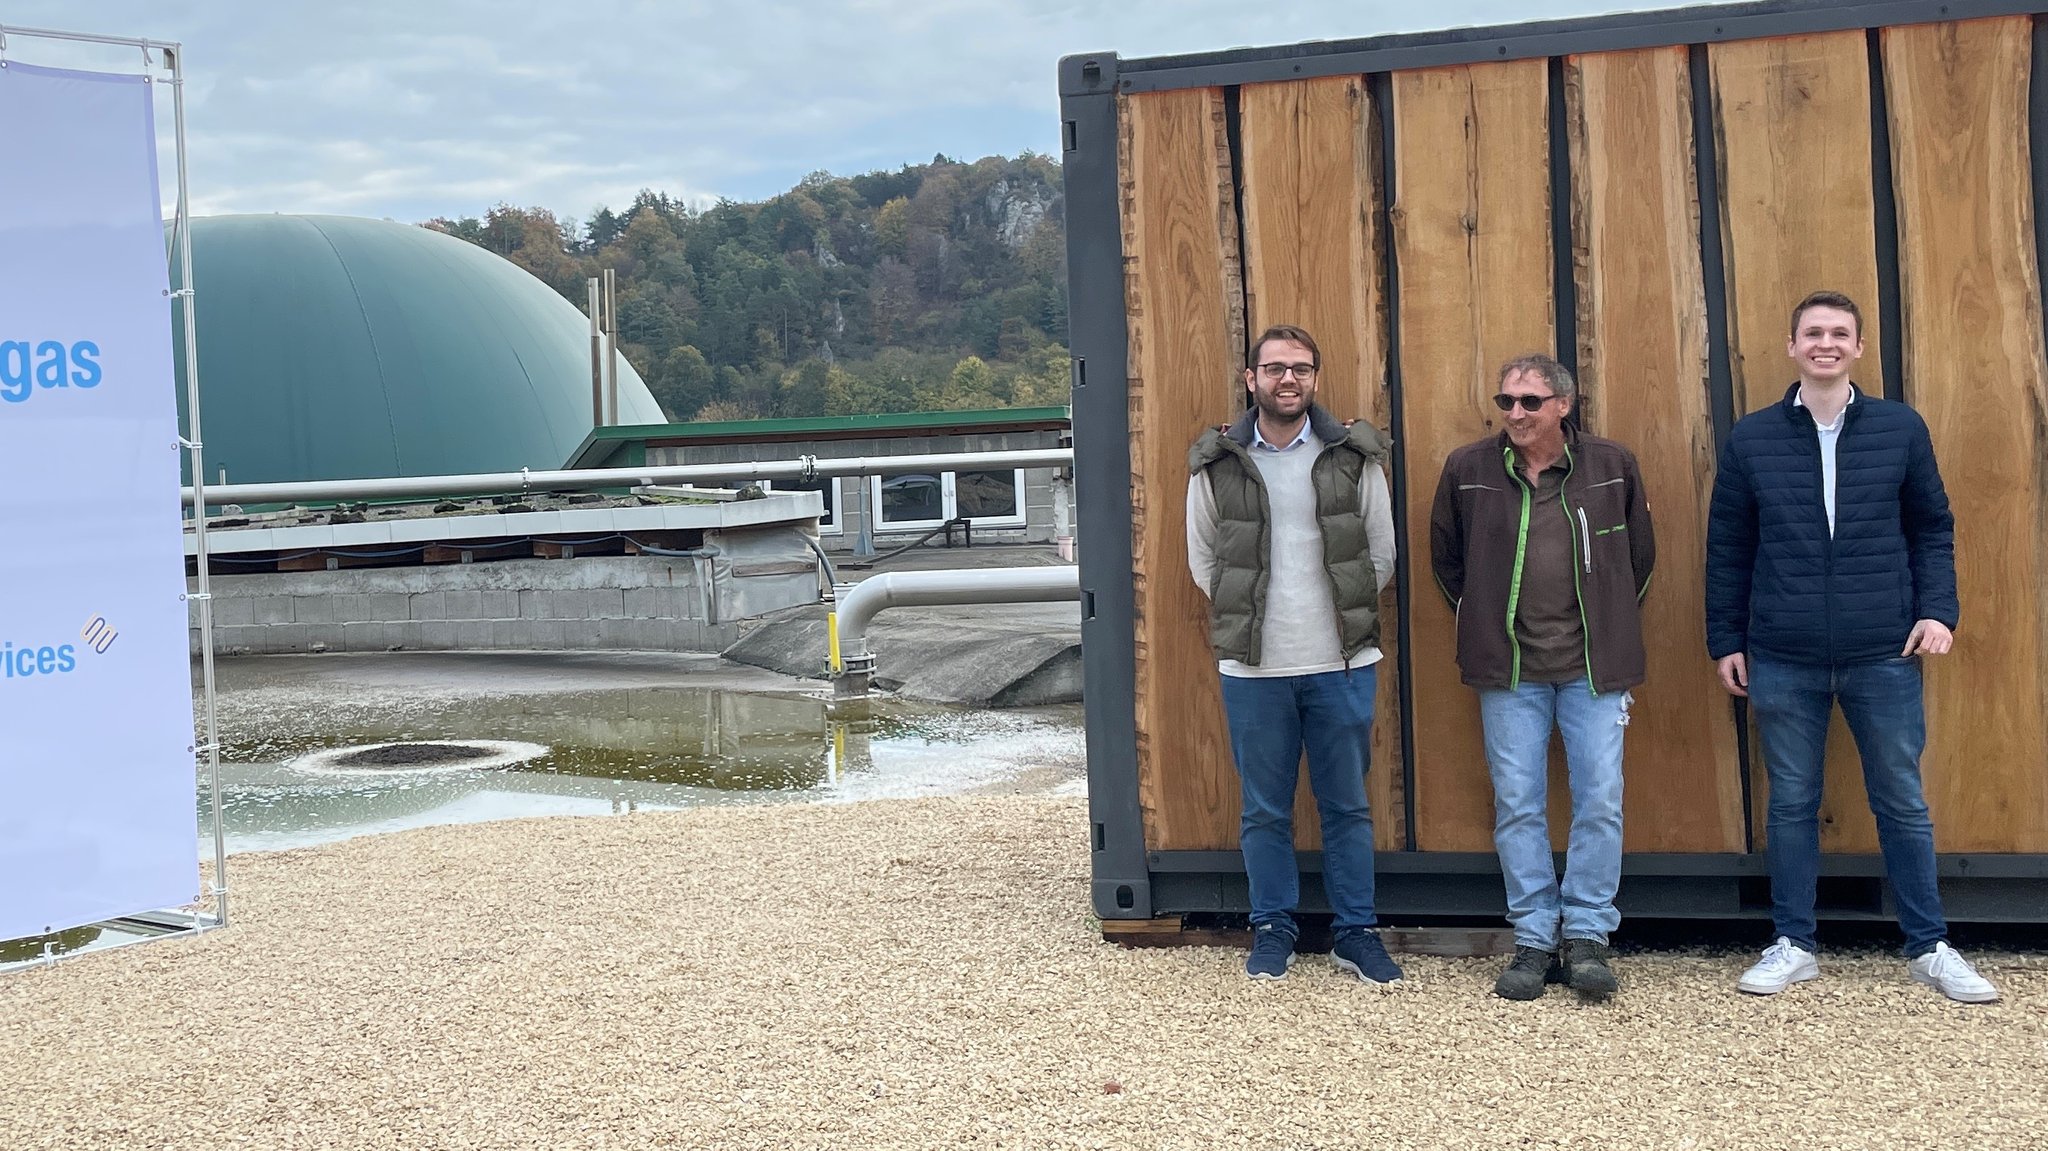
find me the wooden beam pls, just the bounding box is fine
[1102,916,1515,956]
[1238,75,1404,850]
[1710,31,1884,853]
[422,539,526,565]
[1119,87,1246,852]
[1884,16,2048,852]
[1239,75,1389,423]
[534,537,626,559]
[1710,31,1887,409]
[1567,46,1745,852]
[1392,59,1557,852]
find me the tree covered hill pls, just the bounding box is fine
[424,153,1071,422]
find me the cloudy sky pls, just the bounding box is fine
[6,1,1667,230]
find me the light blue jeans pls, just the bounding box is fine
[1477,680,1628,950]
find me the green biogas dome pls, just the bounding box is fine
[170,215,662,485]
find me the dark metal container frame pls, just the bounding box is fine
[1061,0,2048,926]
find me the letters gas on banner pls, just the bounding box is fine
[0,63,199,942]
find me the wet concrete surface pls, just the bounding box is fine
[198,650,1085,855]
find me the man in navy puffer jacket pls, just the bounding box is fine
[1706,290,1997,1004]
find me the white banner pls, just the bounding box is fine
[0,64,199,941]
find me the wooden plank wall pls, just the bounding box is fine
[1117,88,1244,851]
[1885,16,2048,852]
[1117,14,2048,861]
[1709,32,1883,852]
[1392,60,1557,853]
[1237,76,1403,850]
[1567,47,1746,852]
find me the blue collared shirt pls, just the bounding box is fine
[1251,419,1314,453]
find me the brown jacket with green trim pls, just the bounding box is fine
[1428,427,1655,693]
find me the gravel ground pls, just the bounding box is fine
[4,796,2046,1150]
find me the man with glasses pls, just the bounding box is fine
[1186,324,1402,984]
[1429,353,1654,1000]
[1707,290,1997,1003]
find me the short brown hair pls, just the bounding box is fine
[1790,290,1862,337]
[1249,324,1320,370]
[1497,352,1575,399]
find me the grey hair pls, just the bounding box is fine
[1497,352,1575,399]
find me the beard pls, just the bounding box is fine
[1253,389,1308,420]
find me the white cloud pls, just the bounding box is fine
[3,0,1670,226]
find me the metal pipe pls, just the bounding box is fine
[181,447,1074,508]
[832,565,1080,697]
[1052,472,1074,560]
[854,476,876,557]
[587,278,603,425]
[602,268,619,426]
[0,24,177,50]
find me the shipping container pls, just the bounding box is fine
[1061,0,2048,928]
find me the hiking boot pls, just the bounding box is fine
[1562,938,1618,999]
[1737,937,1820,995]
[1493,945,1561,1001]
[1245,923,1297,980]
[1908,941,2000,1003]
[1331,928,1403,985]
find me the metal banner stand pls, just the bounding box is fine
[0,24,228,967]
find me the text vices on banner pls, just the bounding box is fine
[0,63,198,942]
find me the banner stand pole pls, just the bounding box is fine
[167,40,229,931]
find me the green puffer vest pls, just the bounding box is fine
[1187,404,1389,666]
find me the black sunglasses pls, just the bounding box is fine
[1492,393,1559,413]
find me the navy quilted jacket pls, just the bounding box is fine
[1705,383,1957,666]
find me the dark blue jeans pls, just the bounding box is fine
[1748,653,1947,957]
[1219,666,1378,935]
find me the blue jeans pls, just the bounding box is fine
[1477,681,1628,950]
[1219,666,1378,935]
[1747,653,1946,957]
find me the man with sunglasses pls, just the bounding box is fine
[1706,290,1997,1003]
[1186,324,1402,985]
[1429,353,1654,1001]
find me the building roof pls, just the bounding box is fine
[171,214,663,485]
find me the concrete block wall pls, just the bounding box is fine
[189,527,821,656]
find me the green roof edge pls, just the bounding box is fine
[563,405,1072,469]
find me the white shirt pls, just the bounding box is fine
[1185,422,1398,678]
[1794,389,1854,536]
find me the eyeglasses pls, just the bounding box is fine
[1492,393,1559,412]
[1256,362,1317,381]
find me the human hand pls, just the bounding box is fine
[1716,652,1748,697]
[1903,619,1953,657]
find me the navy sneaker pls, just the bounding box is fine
[1245,923,1297,980]
[1331,928,1403,985]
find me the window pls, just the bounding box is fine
[867,469,1027,531]
[725,478,842,534]
[786,477,843,535]
[952,469,1024,524]
[873,471,948,530]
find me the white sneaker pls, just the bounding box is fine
[1738,937,1821,995]
[1908,942,2000,1003]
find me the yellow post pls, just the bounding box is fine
[826,611,842,674]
